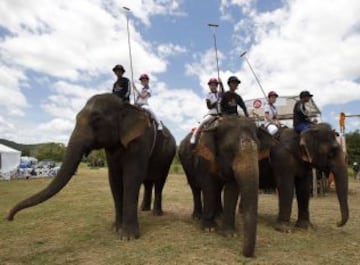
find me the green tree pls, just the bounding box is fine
[346,130,360,164]
[32,143,66,162]
[86,149,106,167]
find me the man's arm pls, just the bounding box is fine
[237,95,249,117]
[296,102,310,121]
[118,78,130,99]
[220,92,228,112]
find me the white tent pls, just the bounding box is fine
[0,144,21,180]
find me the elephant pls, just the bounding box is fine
[179,115,272,257]
[268,123,348,232]
[5,93,176,240]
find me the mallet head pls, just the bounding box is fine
[240,51,247,57]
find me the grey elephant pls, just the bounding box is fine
[5,93,176,240]
[179,116,272,257]
[268,123,348,232]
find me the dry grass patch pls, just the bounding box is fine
[1,168,360,264]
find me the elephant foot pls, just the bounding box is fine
[112,220,122,232]
[192,211,202,220]
[152,208,163,216]
[140,203,151,211]
[295,220,314,230]
[274,221,293,233]
[119,225,140,241]
[202,220,217,232]
[221,227,238,238]
[215,208,223,218]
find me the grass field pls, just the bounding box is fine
[1,168,360,265]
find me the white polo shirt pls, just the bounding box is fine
[264,103,278,127]
[135,86,151,106]
[206,92,220,115]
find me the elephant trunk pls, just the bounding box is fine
[5,136,86,221]
[233,138,259,257]
[331,157,349,227]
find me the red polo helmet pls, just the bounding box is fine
[208,78,218,85]
[139,74,149,80]
[268,91,279,98]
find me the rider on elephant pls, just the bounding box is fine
[264,90,280,135]
[112,64,130,102]
[293,90,313,133]
[133,74,163,130]
[220,76,249,117]
[190,77,223,144]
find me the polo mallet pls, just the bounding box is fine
[208,23,222,91]
[123,6,135,102]
[240,51,267,100]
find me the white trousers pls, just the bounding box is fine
[267,124,279,135]
[139,104,162,129]
[190,115,217,144]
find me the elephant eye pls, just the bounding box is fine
[328,147,339,158]
[90,114,103,129]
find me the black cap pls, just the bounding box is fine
[299,91,313,98]
[227,76,241,85]
[112,64,125,73]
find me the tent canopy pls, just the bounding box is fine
[0,144,21,180]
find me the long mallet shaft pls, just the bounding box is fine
[240,51,267,99]
[208,23,221,83]
[123,6,135,102]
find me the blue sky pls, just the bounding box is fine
[0,0,359,145]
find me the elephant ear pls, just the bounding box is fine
[256,126,273,150]
[299,127,321,163]
[119,105,151,148]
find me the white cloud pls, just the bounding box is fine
[0,65,28,116]
[0,115,15,132]
[150,82,206,129]
[222,0,360,107]
[0,0,171,81]
[41,81,107,120]
[185,49,225,93]
[220,0,255,20]
[36,118,75,142]
[112,0,185,27]
[0,0,187,143]
[157,43,187,58]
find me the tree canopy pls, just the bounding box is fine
[346,130,360,164]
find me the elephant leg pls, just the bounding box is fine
[238,195,243,214]
[107,152,123,232]
[222,181,239,237]
[275,172,295,232]
[140,180,152,211]
[120,158,147,240]
[295,174,312,229]
[201,180,217,231]
[153,177,166,216]
[191,187,202,220]
[215,183,223,217]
